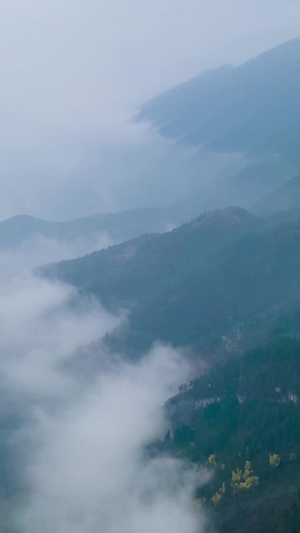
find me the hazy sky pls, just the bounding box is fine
[1,0,300,220]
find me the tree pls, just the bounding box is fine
[232,462,259,494]
[211,483,226,505]
[208,454,217,466]
[269,453,281,468]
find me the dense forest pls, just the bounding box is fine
[162,338,300,532]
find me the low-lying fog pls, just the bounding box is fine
[0,240,203,533]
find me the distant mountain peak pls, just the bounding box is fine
[191,207,259,230]
[253,173,300,217]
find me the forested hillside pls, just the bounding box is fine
[44,207,300,357]
[44,207,260,308]
[164,338,300,533]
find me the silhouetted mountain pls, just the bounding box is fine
[44,207,260,308]
[0,208,180,251]
[136,38,300,159]
[119,218,300,354]
[43,207,300,358]
[254,173,300,217]
[0,196,237,253]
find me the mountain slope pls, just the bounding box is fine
[43,208,300,358]
[0,208,180,251]
[253,173,300,217]
[165,338,300,533]
[119,219,300,353]
[41,206,300,531]
[136,38,300,158]
[44,207,261,310]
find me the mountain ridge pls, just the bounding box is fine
[253,173,300,217]
[0,207,180,251]
[42,206,300,360]
[136,37,300,158]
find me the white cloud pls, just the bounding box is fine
[0,233,113,282]
[0,242,204,533]
[15,347,201,533]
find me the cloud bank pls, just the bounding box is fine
[16,346,201,533]
[0,244,203,533]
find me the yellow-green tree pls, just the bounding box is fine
[269,453,281,468]
[194,497,207,509]
[238,476,259,491]
[211,483,226,505]
[243,461,252,479]
[211,492,223,506]
[231,461,259,494]
[231,468,243,484]
[208,454,217,466]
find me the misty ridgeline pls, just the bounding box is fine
[2,32,300,533]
